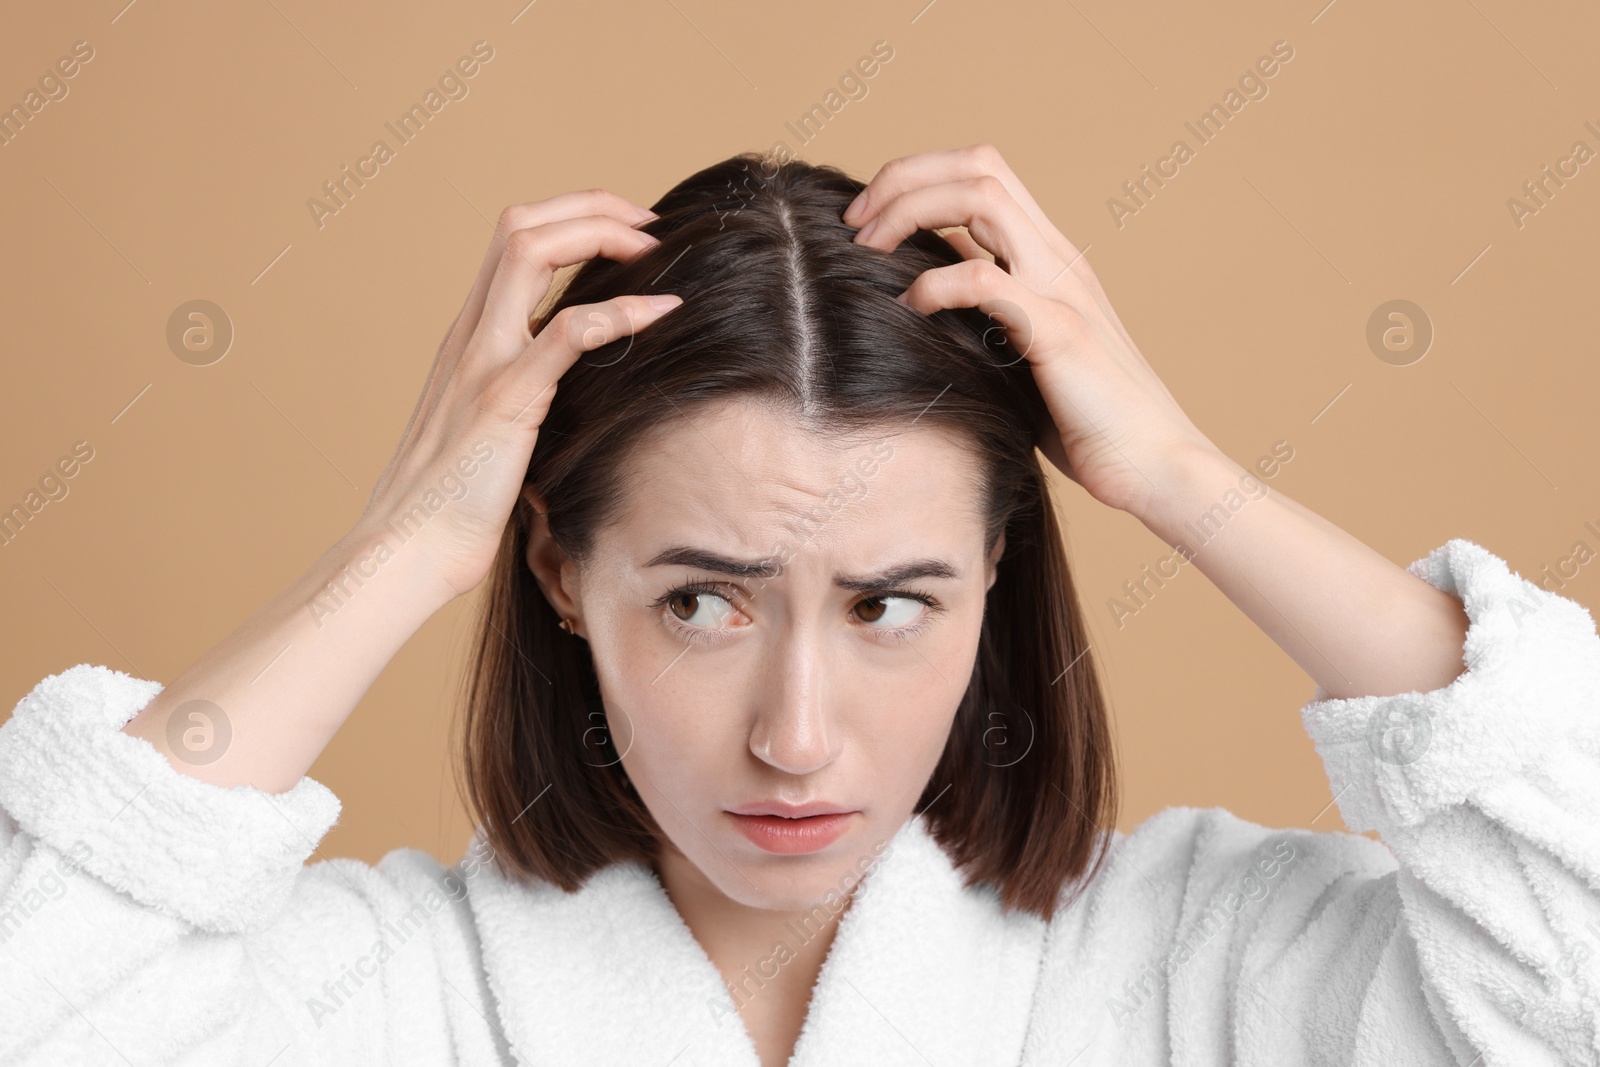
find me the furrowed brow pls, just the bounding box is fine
[645,546,781,581]
[835,559,959,593]
[646,546,958,591]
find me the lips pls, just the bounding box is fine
[727,800,857,818]
[726,809,856,855]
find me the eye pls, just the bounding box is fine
[853,595,923,628]
[853,590,944,641]
[650,581,748,646]
[661,586,739,629]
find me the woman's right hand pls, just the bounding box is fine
[351,189,680,602]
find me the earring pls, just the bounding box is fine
[557,617,572,633]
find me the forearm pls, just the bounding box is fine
[1134,446,1471,701]
[120,526,447,794]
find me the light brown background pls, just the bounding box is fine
[2,0,1596,870]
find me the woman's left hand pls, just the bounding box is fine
[845,143,1220,522]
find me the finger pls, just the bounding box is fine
[850,146,1119,331]
[896,259,1078,464]
[939,225,1052,289]
[491,294,682,428]
[941,228,992,263]
[447,190,658,359]
[405,192,656,460]
[475,216,661,362]
[856,176,1057,289]
[895,258,1065,367]
[843,144,1076,265]
[844,144,1116,312]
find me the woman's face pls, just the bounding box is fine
[532,398,1004,912]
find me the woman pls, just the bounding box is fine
[0,144,1595,1066]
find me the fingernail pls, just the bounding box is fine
[843,194,865,222]
[856,217,879,243]
[648,293,682,310]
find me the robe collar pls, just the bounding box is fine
[466,810,1049,1065]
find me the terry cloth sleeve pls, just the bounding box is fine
[1028,538,1599,1066]
[1178,537,1600,1066]
[1282,537,1600,1065]
[0,663,486,1066]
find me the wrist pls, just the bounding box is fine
[1133,442,1252,543]
[305,524,455,629]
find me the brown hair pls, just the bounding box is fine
[454,150,1116,921]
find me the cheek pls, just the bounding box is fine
[607,695,718,818]
[849,626,978,766]
[882,666,965,757]
[594,638,737,792]
[622,694,725,768]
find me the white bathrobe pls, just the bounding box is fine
[1,537,1596,1066]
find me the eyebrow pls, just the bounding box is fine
[644,546,959,592]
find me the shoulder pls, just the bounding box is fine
[1122,804,1394,883]
[1027,808,1431,1054]
[1046,805,1401,939]
[251,840,488,980]
[295,838,487,910]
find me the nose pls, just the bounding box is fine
[747,626,840,776]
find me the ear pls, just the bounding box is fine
[984,528,1006,592]
[521,483,583,628]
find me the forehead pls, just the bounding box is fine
[601,398,989,567]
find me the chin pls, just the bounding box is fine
[708,818,898,912]
[713,857,870,914]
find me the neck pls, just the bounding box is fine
[651,844,855,1015]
